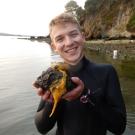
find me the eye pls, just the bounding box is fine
[55,37,63,43]
[70,32,79,37]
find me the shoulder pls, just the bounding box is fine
[85,57,117,76]
[86,58,114,70]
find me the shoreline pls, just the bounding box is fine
[85,39,135,60]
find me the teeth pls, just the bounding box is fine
[66,48,76,53]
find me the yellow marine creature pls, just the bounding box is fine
[33,63,76,117]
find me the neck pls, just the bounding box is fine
[65,53,84,66]
[67,56,85,74]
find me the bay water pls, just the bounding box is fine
[0,36,134,135]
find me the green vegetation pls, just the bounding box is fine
[64,0,135,39]
[84,0,103,14]
[65,0,79,14]
[64,0,85,24]
[127,10,135,32]
[102,2,120,27]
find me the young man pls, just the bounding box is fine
[33,13,126,135]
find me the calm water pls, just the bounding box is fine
[0,36,134,135]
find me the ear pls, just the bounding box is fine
[51,42,58,52]
[81,32,86,41]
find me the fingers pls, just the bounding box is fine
[32,82,44,96]
[41,91,53,103]
[32,77,84,102]
[32,82,53,102]
[32,81,40,88]
[37,88,44,96]
[71,77,84,90]
[37,88,53,103]
[62,77,84,101]
[42,91,51,101]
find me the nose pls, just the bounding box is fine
[65,36,73,46]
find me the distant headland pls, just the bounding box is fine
[0,32,51,44]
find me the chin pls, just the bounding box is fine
[66,56,83,65]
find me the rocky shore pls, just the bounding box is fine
[85,39,135,60]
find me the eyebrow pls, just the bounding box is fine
[54,29,79,40]
[55,35,63,41]
[69,29,79,34]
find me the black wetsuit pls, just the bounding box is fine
[35,57,126,135]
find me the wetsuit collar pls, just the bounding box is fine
[67,57,86,74]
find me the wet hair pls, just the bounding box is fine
[49,12,81,38]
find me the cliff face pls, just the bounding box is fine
[82,0,135,39]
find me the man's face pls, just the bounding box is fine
[51,23,85,65]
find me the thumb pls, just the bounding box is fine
[71,77,84,90]
[71,77,80,85]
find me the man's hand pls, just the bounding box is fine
[32,82,53,103]
[33,76,84,102]
[62,77,84,101]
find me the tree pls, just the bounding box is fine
[76,7,85,24]
[84,0,103,14]
[65,0,79,15]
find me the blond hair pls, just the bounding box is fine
[49,12,81,37]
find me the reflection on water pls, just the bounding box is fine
[0,36,52,135]
[85,49,135,134]
[0,36,134,135]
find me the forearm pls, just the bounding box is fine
[35,102,56,134]
[100,65,126,134]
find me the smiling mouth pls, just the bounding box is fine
[65,47,77,53]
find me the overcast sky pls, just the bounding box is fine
[0,0,85,36]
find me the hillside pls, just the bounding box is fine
[80,0,135,39]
